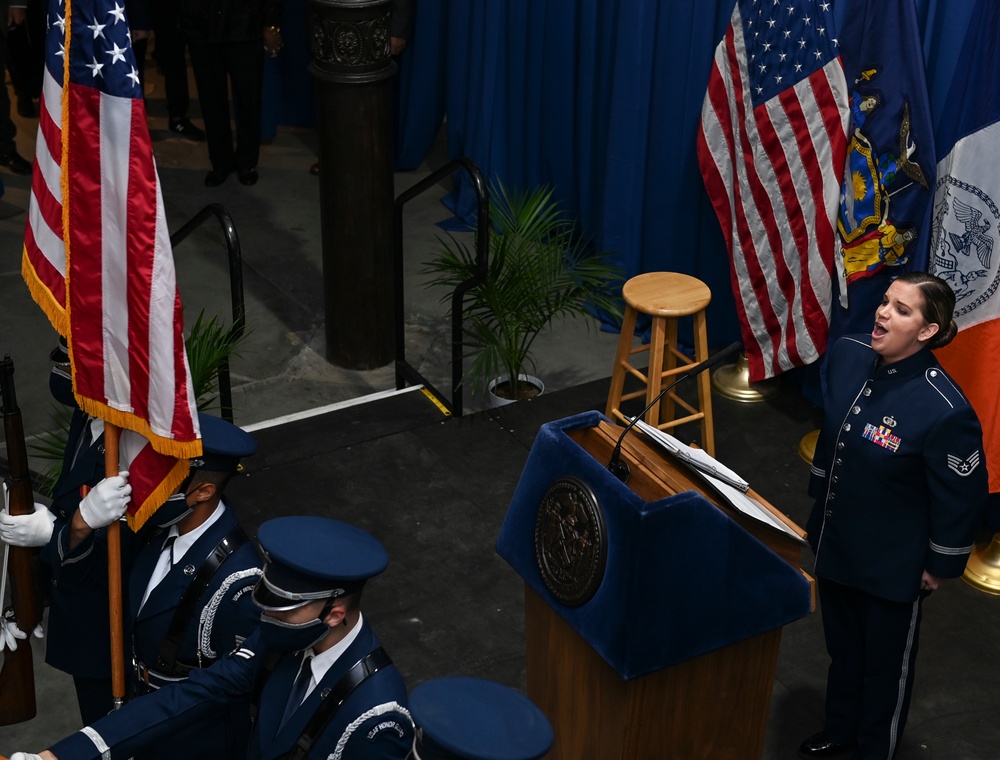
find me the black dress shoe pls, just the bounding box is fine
[204,169,230,187]
[169,118,206,141]
[0,150,33,175]
[798,732,855,758]
[237,169,258,186]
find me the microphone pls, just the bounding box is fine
[606,341,742,483]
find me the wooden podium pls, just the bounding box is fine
[496,412,814,760]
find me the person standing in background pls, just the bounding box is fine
[4,0,44,118]
[0,0,33,175]
[180,0,282,187]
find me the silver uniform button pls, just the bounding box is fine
[843,423,851,432]
[863,388,871,396]
[852,405,861,414]
[837,442,845,450]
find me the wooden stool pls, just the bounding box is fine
[605,272,716,456]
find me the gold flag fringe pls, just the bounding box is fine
[126,457,190,532]
[21,250,69,336]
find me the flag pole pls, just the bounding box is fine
[104,422,126,708]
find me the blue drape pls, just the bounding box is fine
[268,0,980,352]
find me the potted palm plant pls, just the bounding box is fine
[422,182,623,403]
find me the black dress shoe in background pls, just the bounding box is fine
[237,169,258,186]
[204,169,230,187]
[0,150,33,175]
[798,732,856,759]
[169,118,206,142]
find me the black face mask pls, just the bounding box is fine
[152,492,193,528]
[256,614,331,653]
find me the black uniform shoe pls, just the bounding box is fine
[0,150,33,175]
[169,118,206,141]
[798,732,856,759]
[204,169,230,187]
[237,168,258,186]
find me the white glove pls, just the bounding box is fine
[0,502,56,547]
[11,753,45,760]
[78,471,131,530]
[0,611,27,652]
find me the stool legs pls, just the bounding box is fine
[646,315,667,427]
[605,307,638,422]
[605,311,716,458]
[692,309,714,457]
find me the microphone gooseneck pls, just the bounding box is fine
[606,342,742,483]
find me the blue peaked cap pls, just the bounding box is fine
[191,413,257,473]
[255,517,388,605]
[409,677,553,760]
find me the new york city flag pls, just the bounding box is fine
[929,0,1000,492]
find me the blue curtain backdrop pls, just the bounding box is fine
[268,0,979,352]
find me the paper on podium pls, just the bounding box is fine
[633,419,805,542]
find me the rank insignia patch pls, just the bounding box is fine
[862,423,901,452]
[947,450,981,477]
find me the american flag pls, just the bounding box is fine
[21,0,201,529]
[697,0,850,381]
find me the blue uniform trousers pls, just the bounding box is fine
[819,578,926,760]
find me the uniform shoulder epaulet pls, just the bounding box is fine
[923,366,969,410]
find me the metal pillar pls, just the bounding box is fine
[307,0,396,368]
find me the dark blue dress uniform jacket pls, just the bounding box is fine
[130,502,261,760]
[807,336,988,603]
[39,410,138,679]
[49,620,414,760]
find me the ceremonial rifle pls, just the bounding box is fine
[0,355,42,724]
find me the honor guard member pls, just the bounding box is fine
[407,677,553,760]
[23,517,414,760]
[0,339,133,724]
[127,413,261,760]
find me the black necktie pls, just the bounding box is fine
[70,420,93,469]
[279,653,313,730]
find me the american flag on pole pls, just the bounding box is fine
[697,0,850,381]
[21,0,201,529]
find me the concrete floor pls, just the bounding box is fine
[2,57,1000,760]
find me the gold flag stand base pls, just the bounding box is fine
[711,353,779,403]
[962,532,1000,595]
[798,430,819,464]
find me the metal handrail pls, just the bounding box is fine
[393,159,489,417]
[170,204,245,423]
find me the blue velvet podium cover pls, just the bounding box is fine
[496,411,812,680]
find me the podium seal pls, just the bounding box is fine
[534,477,607,607]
